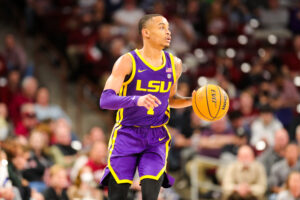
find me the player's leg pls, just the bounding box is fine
[100,125,142,198]
[138,126,175,200]
[141,176,164,200]
[108,175,131,200]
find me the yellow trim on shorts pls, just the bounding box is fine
[135,49,166,71]
[107,123,119,150]
[107,124,133,184]
[140,125,171,181]
[169,53,177,83]
[123,53,136,85]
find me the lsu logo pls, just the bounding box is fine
[136,80,172,93]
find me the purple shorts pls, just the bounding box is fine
[100,124,174,188]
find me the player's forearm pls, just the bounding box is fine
[169,94,192,108]
[100,89,138,110]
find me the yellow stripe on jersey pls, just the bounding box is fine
[169,53,177,83]
[140,125,171,181]
[135,49,166,71]
[123,53,136,86]
[116,83,129,124]
[116,86,124,123]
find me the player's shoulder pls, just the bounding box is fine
[118,52,133,63]
[112,52,134,75]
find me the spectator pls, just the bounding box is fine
[168,81,193,171]
[109,37,127,66]
[186,117,238,191]
[85,141,107,182]
[258,128,289,176]
[43,165,69,200]
[22,130,52,193]
[256,0,291,38]
[282,35,300,74]
[193,117,236,159]
[222,145,267,200]
[168,14,197,55]
[9,76,38,125]
[0,103,9,141]
[113,0,144,30]
[79,24,112,82]
[34,87,71,124]
[3,140,44,200]
[67,166,103,200]
[50,119,77,168]
[14,103,38,137]
[93,0,107,26]
[3,34,27,73]
[70,141,107,183]
[289,2,300,34]
[272,73,300,109]
[238,91,258,128]
[206,0,228,35]
[224,0,251,31]
[0,53,7,77]
[0,150,21,200]
[250,105,283,147]
[277,171,300,200]
[185,0,204,35]
[268,144,300,195]
[219,111,249,163]
[0,69,21,106]
[82,125,106,150]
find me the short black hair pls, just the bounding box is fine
[138,14,162,35]
[259,104,274,113]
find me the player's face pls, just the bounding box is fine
[146,16,171,48]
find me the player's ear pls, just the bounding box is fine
[142,28,150,39]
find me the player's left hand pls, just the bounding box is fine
[137,94,161,110]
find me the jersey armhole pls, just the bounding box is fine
[169,53,177,83]
[123,53,136,85]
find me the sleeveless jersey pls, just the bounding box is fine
[116,49,177,127]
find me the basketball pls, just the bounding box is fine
[192,84,229,121]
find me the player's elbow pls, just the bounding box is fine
[99,91,112,110]
[99,96,111,110]
[99,97,106,109]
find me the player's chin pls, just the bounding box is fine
[163,43,170,48]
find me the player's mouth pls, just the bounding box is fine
[166,37,171,42]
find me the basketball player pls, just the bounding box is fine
[100,14,194,200]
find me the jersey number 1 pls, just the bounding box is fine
[147,108,154,115]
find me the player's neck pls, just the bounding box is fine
[139,44,163,60]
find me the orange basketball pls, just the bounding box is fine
[192,84,229,121]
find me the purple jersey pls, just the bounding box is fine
[116,49,176,127]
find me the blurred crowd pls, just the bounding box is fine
[0,0,300,200]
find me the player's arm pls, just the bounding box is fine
[100,54,161,110]
[169,56,194,108]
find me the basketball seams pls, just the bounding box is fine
[193,90,212,121]
[205,85,214,119]
[216,90,229,120]
[213,86,222,120]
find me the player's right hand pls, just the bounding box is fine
[137,94,161,110]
